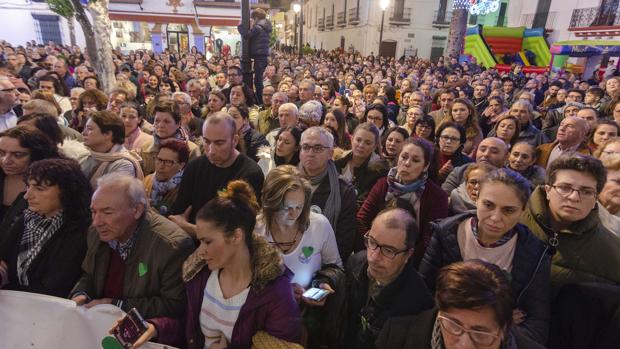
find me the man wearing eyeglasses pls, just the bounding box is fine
[522,154,620,347]
[299,126,357,263]
[523,154,620,290]
[344,208,434,349]
[0,77,19,132]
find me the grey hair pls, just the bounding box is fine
[186,79,202,89]
[279,102,299,116]
[96,173,149,209]
[301,79,316,91]
[70,87,85,96]
[511,100,533,114]
[299,100,323,124]
[172,91,191,104]
[272,91,289,102]
[301,126,334,148]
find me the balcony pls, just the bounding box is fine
[318,18,325,31]
[348,7,360,25]
[569,7,620,29]
[326,15,334,29]
[193,0,269,9]
[520,11,558,29]
[432,10,452,28]
[337,11,346,27]
[389,7,411,25]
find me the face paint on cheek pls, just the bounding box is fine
[275,210,298,227]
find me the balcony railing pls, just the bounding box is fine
[318,18,325,31]
[520,11,558,29]
[326,15,334,29]
[348,7,360,24]
[570,7,620,29]
[389,7,411,25]
[432,10,452,27]
[337,11,346,26]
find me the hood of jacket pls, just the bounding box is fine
[255,19,272,34]
[183,233,284,291]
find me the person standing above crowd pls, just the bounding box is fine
[237,8,271,105]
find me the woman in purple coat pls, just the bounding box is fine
[137,180,301,348]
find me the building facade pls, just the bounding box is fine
[0,0,268,57]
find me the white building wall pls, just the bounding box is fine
[0,0,87,47]
[301,0,448,58]
[507,0,601,43]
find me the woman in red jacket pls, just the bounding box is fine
[357,137,448,267]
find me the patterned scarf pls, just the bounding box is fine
[108,229,139,261]
[151,170,184,214]
[17,209,64,286]
[153,127,189,147]
[385,167,427,203]
[471,217,517,247]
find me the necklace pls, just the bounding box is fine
[270,228,301,253]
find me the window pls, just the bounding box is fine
[32,14,62,45]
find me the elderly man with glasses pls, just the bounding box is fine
[344,208,434,349]
[0,77,20,132]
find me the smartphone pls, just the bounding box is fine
[303,287,329,301]
[114,308,149,349]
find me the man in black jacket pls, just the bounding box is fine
[238,8,272,105]
[345,208,434,349]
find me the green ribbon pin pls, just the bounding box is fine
[138,262,148,277]
[302,246,314,258]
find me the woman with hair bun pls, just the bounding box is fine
[138,180,301,349]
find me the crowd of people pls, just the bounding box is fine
[0,30,619,349]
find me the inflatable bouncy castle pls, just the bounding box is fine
[464,25,551,74]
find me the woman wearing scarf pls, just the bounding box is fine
[120,101,153,152]
[0,158,92,297]
[419,169,551,345]
[140,100,200,175]
[81,110,144,188]
[144,140,188,216]
[357,137,448,267]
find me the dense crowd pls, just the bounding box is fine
[0,25,619,349]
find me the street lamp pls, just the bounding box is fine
[379,0,389,57]
[292,2,303,57]
[292,2,300,54]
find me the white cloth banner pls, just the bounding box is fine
[0,290,177,349]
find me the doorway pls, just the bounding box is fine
[379,40,397,58]
[166,24,189,53]
[340,36,345,49]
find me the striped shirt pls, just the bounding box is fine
[199,270,250,349]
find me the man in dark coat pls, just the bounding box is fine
[237,8,272,105]
[344,208,434,349]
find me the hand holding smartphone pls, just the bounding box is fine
[302,287,330,302]
[113,308,149,349]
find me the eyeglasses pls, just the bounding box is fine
[363,233,410,259]
[437,314,500,346]
[439,135,460,143]
[0,87,16,93]
[300,144,329,153]
[155,157,179,167]
[551,184,596,199]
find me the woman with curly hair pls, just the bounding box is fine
[70,89,108,132]
[0,158,92,297]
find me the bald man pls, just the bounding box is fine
[442,137,509,194]
[536,116,592,169]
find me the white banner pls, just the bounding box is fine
[0,290,177,349]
